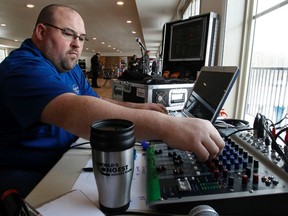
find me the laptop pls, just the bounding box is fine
[169,66,240,123]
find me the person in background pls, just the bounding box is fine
[90,52,101,88]
[141,50,150,74]
[0,4,224,198]
[128,54,139,72]
[151,60,157,75]
[140,50,150,74]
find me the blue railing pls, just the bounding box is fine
[245,67,288,125]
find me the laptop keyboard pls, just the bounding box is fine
[168,111,186,117]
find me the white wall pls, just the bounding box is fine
[201,0,246,118]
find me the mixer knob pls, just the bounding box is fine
[173,169,184,175]
[238,156,243,163]
[174,159,183,165]
[265,179,272,186]
[226,153,231,160]
[261,176,267,182]
[242,174,248,185]
[226,162,232,170]
[218,163,224,172]
[156,165,166,172]
[253,160,259,170]
[213,169,220,179]
[272,179,279,186]
[234,161,239,170]
[245,167,251,177]
[218,154,223,161]
[222,158,227,165]
[252,173,259,184]
[212,159,220,167]
[243,161,248,169]
[243,151,248,159]
[228,176,234,186]
[154,149,163,154]
[230,156,235,165]
[223,169,228,178]
[248,155,253,163]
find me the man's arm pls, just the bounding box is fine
[40,93,224,161]
[102,98,168,114]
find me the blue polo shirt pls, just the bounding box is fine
[0,39,99,170]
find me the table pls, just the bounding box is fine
[25,139,149,214]
[26,141,91,208]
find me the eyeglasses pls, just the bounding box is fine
[44,23,89,42]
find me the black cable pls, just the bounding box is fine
[70,141,91,149]
[264,126,288,164]
[225,127,254,138]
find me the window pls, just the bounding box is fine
[244,0,288,126]
[182,0,200,20]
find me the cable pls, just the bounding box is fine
[259,113,288,164]
[225,127,254,138]
[70,141,91,149]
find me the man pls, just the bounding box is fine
[128,54,139,72]
[90,52,101,88]
[141,50,150,74]
[0,4,224,197]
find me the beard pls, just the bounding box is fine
[58,56,78,72]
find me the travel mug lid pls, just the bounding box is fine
[90,119,135,152]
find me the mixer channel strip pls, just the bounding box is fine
[146,137,288,215]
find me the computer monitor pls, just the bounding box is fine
[161,12,218,80]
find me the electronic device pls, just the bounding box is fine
[161,12,218,80]
[146,132,288,215]
[112,79,194,111]
[169,66,240,123]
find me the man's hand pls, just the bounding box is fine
[133,103,168,114]
[161,116,225,161]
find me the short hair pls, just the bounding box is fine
[35,4,78,26]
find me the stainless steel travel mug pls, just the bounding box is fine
[90,119,135,214]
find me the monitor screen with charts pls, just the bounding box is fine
[169,66,240,123]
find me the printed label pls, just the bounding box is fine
[97,162,132,176]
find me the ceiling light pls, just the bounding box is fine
[92,37,96,40]
[101,42,105,44]
[117,1,124,6]
[132,31,136,34]
[126,20,132,24]
[26,4,35,8]
[1,24,6,27]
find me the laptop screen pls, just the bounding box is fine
[193,71,235,109]
[184,66,240,122]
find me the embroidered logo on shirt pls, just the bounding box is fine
[72,84,80,94]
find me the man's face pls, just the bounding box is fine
[40,8,87,72]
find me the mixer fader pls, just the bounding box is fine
[146,133,288,215]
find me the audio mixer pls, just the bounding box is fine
[146,131,288,215]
